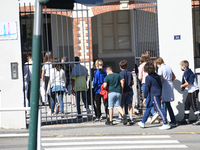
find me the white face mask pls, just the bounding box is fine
[157,65,161,68]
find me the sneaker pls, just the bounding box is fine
[147,117,152,123]
[192,120,200,125]
[100,115,103,121]
[94,118,100,122]
[105,120,113,126]
[129,118,134,125]
[150,113,159,124]
[138,122,145,128]
[72,103,76,107]
[115,117,122,122]
[122,114,127,125]
[159,124,170,130]
[179,119,190,124]
[169,122,177,127]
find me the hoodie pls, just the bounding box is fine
[144,73,162,99]
[93,68,107,94]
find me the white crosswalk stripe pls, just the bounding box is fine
[42,135,188,150]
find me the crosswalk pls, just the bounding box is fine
[41,135,188,150]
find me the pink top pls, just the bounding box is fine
[138,62,148,84]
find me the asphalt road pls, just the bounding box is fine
[0,134,200,150]
[0,121,200,150]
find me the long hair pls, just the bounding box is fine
[52,58,62,71]
[44,52,53,63]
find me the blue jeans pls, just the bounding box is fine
[142,96,168,125]
[108,92,122,109]
[75,91,89,118]
[24,82,29,107]
[162,102,176,124]
[51,91,64,114]
[142,84,156,116]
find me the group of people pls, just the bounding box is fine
[23,51,200,128]
[24,52,90,119]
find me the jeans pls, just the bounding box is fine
[24,81,29,107]
[76,91,89,118]
[108,92,122,109]
[142,96,168,125]
[162,102,176,124]
[51,91,64,114]
[142,84,156,116]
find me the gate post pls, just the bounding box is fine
[28,0,42,149]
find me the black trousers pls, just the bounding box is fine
[44,76,51,108]
[184,90,199,119]
[95,93,108,118]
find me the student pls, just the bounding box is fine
[23,52,32,114]
[71,57,91,121]
[138,53,159,124]
[179,60,200,125]
[47,58,66,116]
[93,59,108,121]
[104,65,127,126]
[117,60,134,124]
[138,62,170,130]
[61,56,75,107]
[154,57,177,127]
[41,52,53,107]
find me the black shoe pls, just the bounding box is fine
[193,120,200,125]
[122,114,127,125]
[129,119,134,125]
[105,120,113,126]
[179,119,190,124]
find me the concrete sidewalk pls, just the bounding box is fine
[1,118,199,137]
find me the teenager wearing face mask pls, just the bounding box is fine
[154,57,177,127]
[179,60,200,125]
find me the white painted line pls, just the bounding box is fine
[41,135,171,141]
[42,140,179,146]
[0,133,29,137]
[44,145,188,150]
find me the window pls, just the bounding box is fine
[101,11,131,52]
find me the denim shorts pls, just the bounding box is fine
[108,92,122,109]
[121,91,133,105]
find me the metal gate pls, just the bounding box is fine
[133,0,159,65]
[19,3,94,126]
[133,0,159,109]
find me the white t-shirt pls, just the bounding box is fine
[187,78,199,93]
[42,62,52,77]
[158,64,172,81]
[48,68,66,90]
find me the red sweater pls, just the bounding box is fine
[100,84,108,100]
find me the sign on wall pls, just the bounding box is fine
[0,22,17,40]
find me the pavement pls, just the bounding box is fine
[1,116,200,150]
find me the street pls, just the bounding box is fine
[0,121,200,150]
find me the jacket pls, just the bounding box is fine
[93,68,107,94]
[138,62,148,84]
[144,73,162,99]
[181,68,195,91]
[100,84,108,100]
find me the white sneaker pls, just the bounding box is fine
[138,122,145,128]
[159,124,170,130]
[147,117,152,123]
[150,113,159,124]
